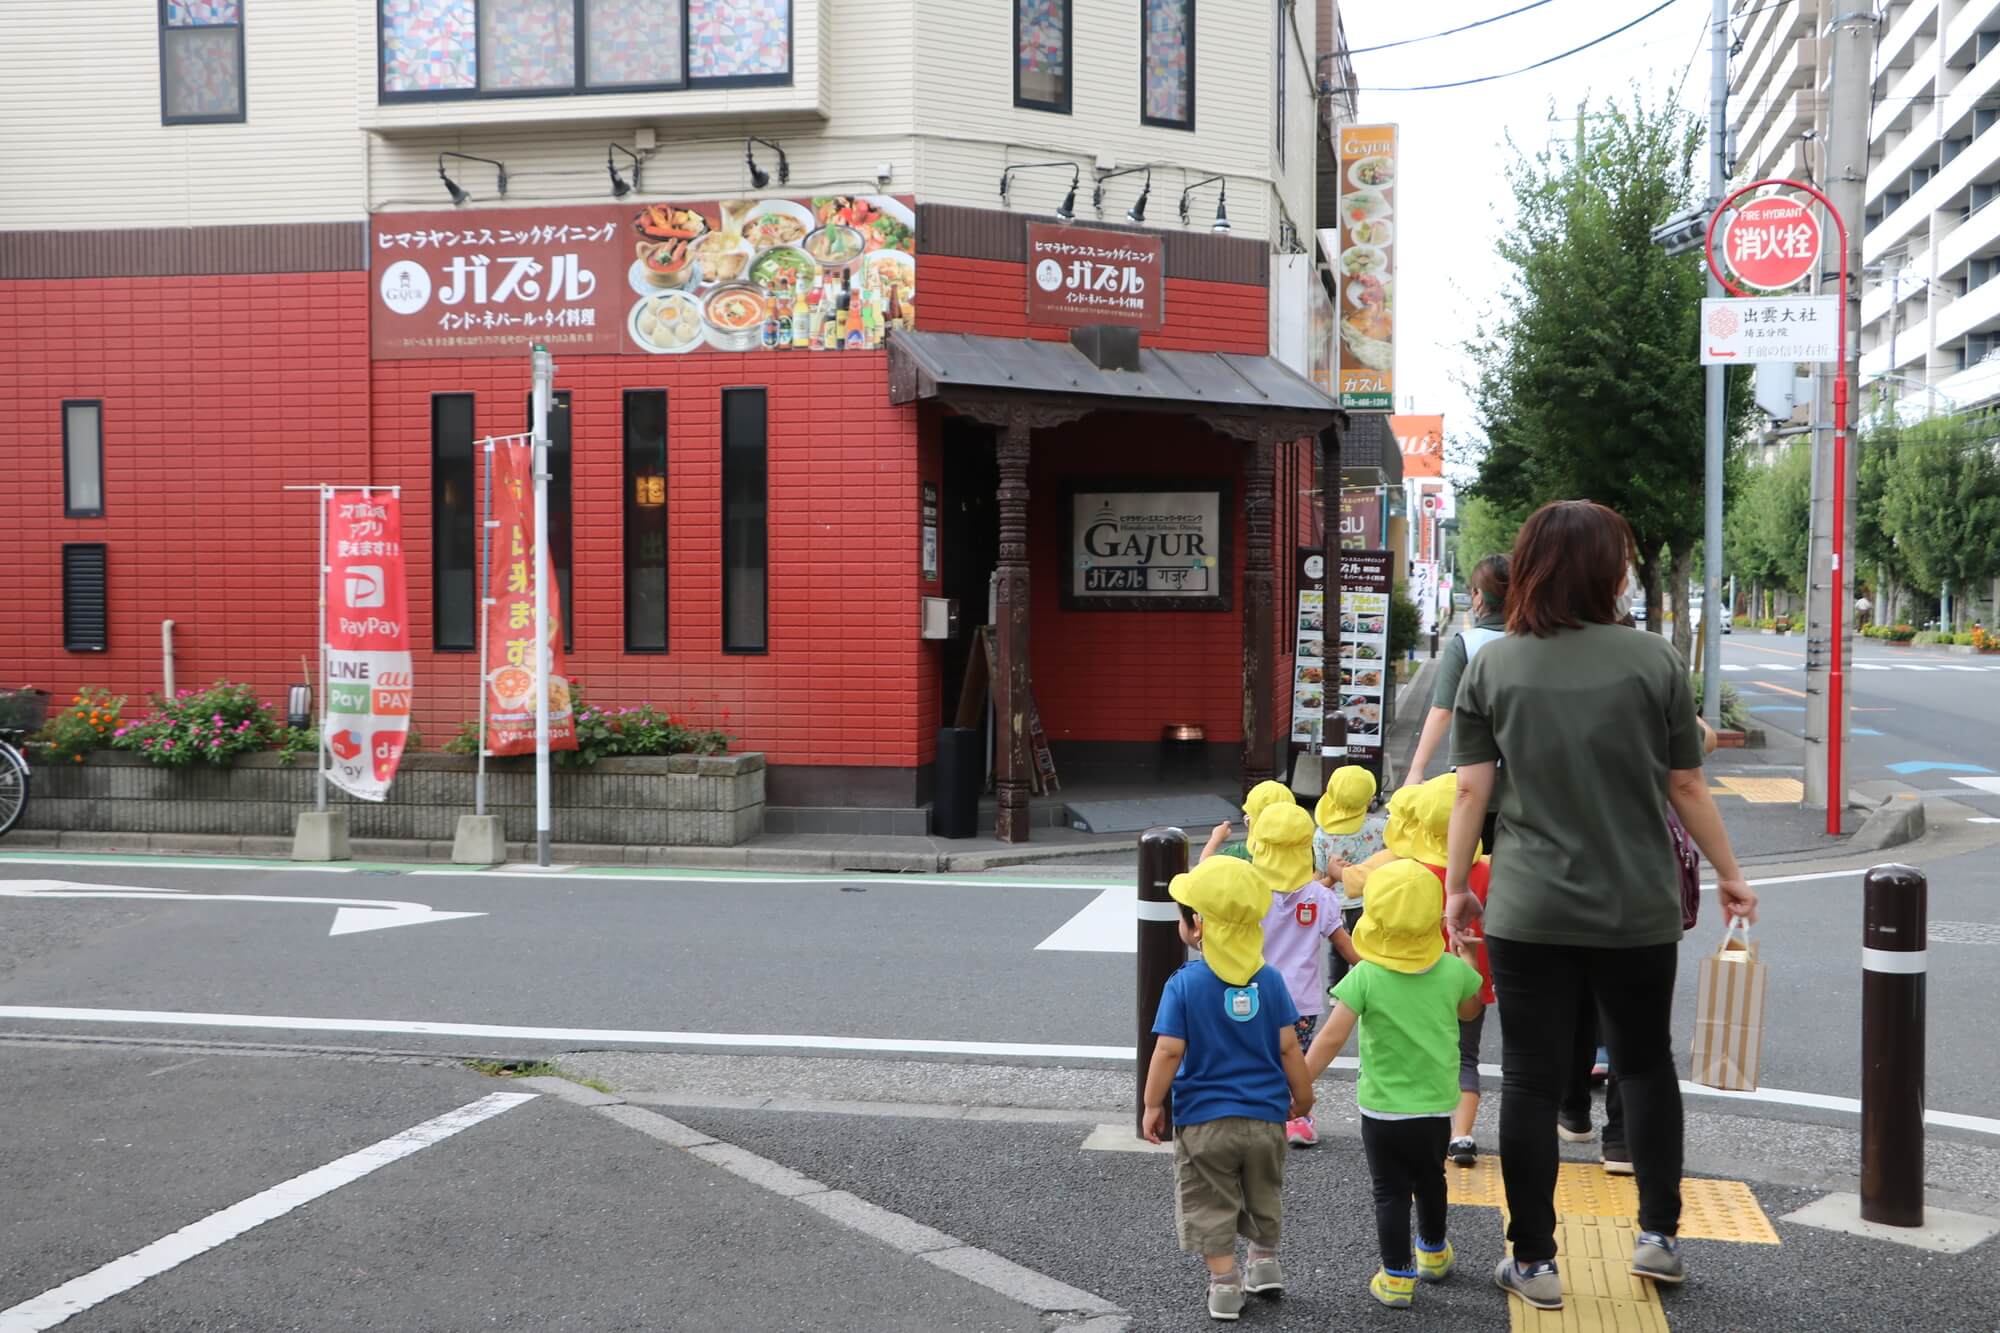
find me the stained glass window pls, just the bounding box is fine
[382,0,477,93]
[687,0,790,83]
[586,0,683,88]
[161,0,244,124]
[1015,0,1068,112]
[1142,0,1193,130]
[479,0,574,90]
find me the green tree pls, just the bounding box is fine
[1723,444,1810,618]
[1454,495,1524,570]
[1874,416,2000,625]
[1466,95,1754,658]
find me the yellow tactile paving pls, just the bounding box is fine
[1501,1214,1672,1333]
[1449,1158,1779,1244]
[1714,776,1806,804]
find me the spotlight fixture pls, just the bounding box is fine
[1179,174,1228,233]
[745,136,789,189]
[1091,166,1152,223]
[999,161,1083,220]
[438,151,507,207]
[607,143,643,198]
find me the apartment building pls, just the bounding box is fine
[1,2,1353,837]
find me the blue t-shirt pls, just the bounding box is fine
[1152,960,1300,1127]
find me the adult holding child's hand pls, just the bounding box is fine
[1441,500,1756,1314]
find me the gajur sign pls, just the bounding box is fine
[1026,224,1165,330]
[1336,124,1397,412]
[1063,484,1229,610]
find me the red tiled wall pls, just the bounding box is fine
[920,256,1268,355]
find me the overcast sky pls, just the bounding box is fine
[1344,0,1717,469]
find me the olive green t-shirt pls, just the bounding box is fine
[1431,609,1506,710]
[1451,622,1705,948]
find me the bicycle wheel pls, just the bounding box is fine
[0,741,28,838]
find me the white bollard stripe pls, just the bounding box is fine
[1862,947,1928,974]
[1135,900,1182,923]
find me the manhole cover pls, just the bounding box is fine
[1929,920,2000,945]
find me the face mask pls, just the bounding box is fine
[1613,567,1638,621]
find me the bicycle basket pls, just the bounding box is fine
[0,689,50,736]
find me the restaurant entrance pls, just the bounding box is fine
[938,417,999,728]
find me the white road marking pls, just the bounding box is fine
[1035,884,1141,952]
[1953,776,2000,797]
[0,881,484,936]
[1852,663,1890,671]
[0,1092,533,1332]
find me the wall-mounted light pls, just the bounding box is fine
[999,161,1081,221]
[634,474,666,508]
[438,151,507,207]
[608,143,643,198]
[1179,175,1229,233]
[745,136,789,189]
[1092,166,1152,223]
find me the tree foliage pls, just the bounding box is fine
[1872,416,2000,603]
[1453,495,1524,571]
[1724,443,1811,595]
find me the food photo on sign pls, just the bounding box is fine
[1335,124,1398,411]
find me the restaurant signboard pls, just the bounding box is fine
[1064,483,1229,610]
[1025,223,1165,330]
[1335,124,1398,411]
[372,195,918,360]
[1338,488,1383,549]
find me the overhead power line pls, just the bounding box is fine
[1331,0,1557,58]
[1351,0,1681,94]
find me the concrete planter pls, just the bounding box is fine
[22,751,765,847]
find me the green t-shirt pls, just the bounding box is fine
[1451,621,1706,948]
[1431,610,1506,710]
[1332,957,1484,1116]
[1217,841,1252,861]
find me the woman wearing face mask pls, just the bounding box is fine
[1406,554,1509,853]
[1439,500,1758,1313]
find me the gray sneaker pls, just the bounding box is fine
[1243,1256,1284,1298]
[1631,1231,1686,1284]
[1493,1256,1563,1310]
[1207,1279,1246,1321]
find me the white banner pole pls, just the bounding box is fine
[476,440,493,819]
[316,484,329,814]
[530,345,553,868]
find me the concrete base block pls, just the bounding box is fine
[1850,793,1925,851]
[451,814,507,865]
[291,810,351,862]
[1782,1191,2000,1254]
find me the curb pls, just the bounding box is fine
[1848,793,1927,852]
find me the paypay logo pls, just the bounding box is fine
[344,565,385,609]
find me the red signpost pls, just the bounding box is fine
[1707,180,1847,834]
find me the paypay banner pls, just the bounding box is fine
[323,492,412,802]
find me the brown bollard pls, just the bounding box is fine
[1136,825,1190,1140]
[1861,862,1928,1227]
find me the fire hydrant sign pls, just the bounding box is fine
[323,492,412,802]
[1025,224,1164,330]
[483,440,578,756]
[1721,196,1820,291]
[1700,297,1839,364]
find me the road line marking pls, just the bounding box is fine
[1852,663,1890,671]
[0,1092,534,1332]
[0,881,484,936]
[1035,884,1138,952]
[1745,643,1806,658]
[1887,762,1995,776]
[1953,776,2000,796]
[1753,679,1810,699]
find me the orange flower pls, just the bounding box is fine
[72,754,83,763]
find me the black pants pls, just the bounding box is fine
[1325,904,1365,992]
[1359,1116,1451,1272]
[1485,937,1683,1262]
[1561,1001,1627,1150]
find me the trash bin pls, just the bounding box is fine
[933,726,982,839]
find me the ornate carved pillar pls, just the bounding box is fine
[1318,423,1347,774]
[994,413,1033,844]
[1241,427,1277,797]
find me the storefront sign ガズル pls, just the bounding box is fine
[1025,224,1164,330]
[371,196,917,360]
[1064,484,1229,610]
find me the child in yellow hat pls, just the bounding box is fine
[1303,859,1486,1309]
[1143,856,1317,1321]
[1247,802,1360,1149]
[1312,765,1389,991]
[1198,779,1295,864]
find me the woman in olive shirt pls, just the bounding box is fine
[1441,500,1759,1313]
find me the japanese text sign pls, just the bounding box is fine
[1338,488,1382,550]
[1332,549,1391,754]
[1336,124,1398,412]
[483,440,578,756]
[1719,196,1820,292]
[1700,297,1840,364]
[323,491,412,802]
[1063,485,1228,610]
[1026,224,1164,330]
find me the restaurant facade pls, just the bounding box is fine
[1,1,1364,840]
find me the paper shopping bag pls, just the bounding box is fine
[1689,919,1767,1091]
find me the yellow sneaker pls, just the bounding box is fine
[1415,1238,1455,1283]
[1370,1267,1417,1308]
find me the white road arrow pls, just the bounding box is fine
[0,880,484,936]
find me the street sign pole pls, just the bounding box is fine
[1701,0,1727,728]
[531,345,554,868]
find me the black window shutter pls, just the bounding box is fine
[63,543,108,652]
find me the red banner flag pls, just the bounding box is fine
[483,441,577,756]
[324,492,413,800]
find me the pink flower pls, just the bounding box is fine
[114,727,127,737]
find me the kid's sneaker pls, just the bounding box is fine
[1415,1238,1455,1283]
[1243,1255,1284,1298]
[1207,1277,1245,1322]
[1494,1257,1563,1310]
[1631,1231,1686,1284]
[1284,1115,1318,1147]
[1370,1267,1417,1307]
[1447,1135,1478,1166]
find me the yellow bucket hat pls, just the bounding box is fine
[1315,764,1377,837]
[1248,801,1316,899]
[1350,859,1446,974]
[1406,771,1483,865]
[1167,855,1269,986]
[1241,779,1297,857]
[1381,782,1427,860]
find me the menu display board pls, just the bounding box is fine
[1332,550,1392,754]
[1290,549,1332,749]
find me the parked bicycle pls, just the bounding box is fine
[0,688,45,839]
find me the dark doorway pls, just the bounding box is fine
[939,417,999,724]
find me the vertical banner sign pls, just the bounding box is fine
[1409,560,1439,637]
[484,441,578,756]
[323,492,413,801]
[1290,550,1331,749]
[1338,488,1383,549]
[1335,550,1392,754]
[1336,124,1397,411]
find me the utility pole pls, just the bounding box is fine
[1805,11,1877,816]
[1701,0,1727,728]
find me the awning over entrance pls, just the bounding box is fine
[888,329,1337,440]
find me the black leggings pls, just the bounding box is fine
[1485,937,1683,1263]
[1359,1116,1451,1272]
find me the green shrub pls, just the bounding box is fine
[1388,584,1421,660]
[30,688,124,765]
[443,688,731,767]
[112,682,279,767]
[1689,675,1748,733]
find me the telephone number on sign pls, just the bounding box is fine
[1084,566,1210,593]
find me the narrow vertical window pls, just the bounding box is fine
[431,394,477,651]
[1015,0,1070,113]
[1274,0,1285,165]
[721,387,768,653]
[527,391,576,650]
[161,0,245,124]
[1141,0,1194,131]
[63,544,109,653]
[63,401,104,518]
[623,390,670,652]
